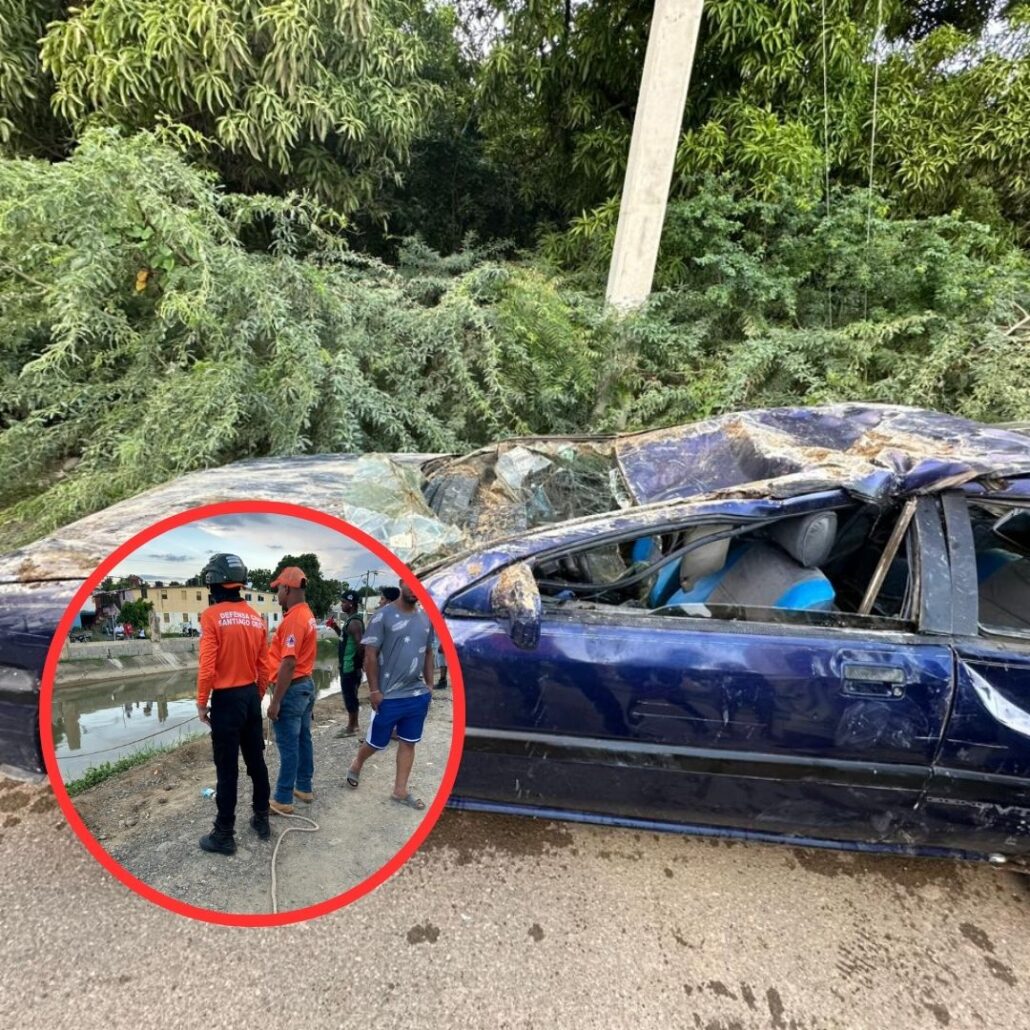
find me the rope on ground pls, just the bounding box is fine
[270,812,320,914]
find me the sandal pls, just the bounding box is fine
[346,767,360,788]
[390,791,425,810]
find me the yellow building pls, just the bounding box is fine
[111,584,282,636]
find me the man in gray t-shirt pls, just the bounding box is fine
[361,604,434,699]
[345,582,435,809]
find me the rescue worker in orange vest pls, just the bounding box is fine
[266,566,319,816]
[195,553,272,854]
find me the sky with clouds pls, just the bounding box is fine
[110,513,396,589]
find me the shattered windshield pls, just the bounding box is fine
[422,439,628,541]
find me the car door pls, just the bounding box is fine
[926,491,1030,860]
[443,496,956,847]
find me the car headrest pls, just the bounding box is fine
[770,512,837,569]
[679,524,732,588]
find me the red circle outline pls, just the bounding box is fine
[39,500,466,927]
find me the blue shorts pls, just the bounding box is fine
[367,693,431,750]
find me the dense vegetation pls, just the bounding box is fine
[1,1,1028,546]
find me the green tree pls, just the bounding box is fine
[870,19,1030,232]
[35,0,442,215]
[119,598,153,632]
[248,568,273,591]
[271,553,333,617]
[0,0,67,157]
[547,176,1030,428]
[0,130,545,545]
[351,1,540,256]
[470,0,1027,230]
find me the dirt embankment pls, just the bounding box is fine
[67,687,454,915]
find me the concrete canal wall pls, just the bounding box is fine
[56,637,338,686]
[56,639,200,685]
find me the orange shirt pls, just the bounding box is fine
[196,601,270,706]
[266,602,317,682]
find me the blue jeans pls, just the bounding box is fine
[273,676,314,804]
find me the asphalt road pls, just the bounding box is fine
[2,776,1028,1030]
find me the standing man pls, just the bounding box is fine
[195,553,271,855]
[266,566,318,816]
[345,580,434,809]
[327,589,364,737]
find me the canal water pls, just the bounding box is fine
[53,662,343,781]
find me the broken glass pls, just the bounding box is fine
[423,440,625,541]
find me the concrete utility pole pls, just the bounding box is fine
[605,0,705,311]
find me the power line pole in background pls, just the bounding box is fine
[606,0,705,311]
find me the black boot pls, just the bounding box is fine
[250,809,271,840]
[199,823,236,855]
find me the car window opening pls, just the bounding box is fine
[969,502,1030,636]
[532,503,919,631]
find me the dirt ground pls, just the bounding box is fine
[67,685,454,915]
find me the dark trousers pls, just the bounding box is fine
[210,684,270,831]
[340,669,361,716]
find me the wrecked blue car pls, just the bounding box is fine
[2,404,1030,867]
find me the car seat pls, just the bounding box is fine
[655,512,838,612]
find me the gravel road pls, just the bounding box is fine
[2,772,1028,1029]
[68,690,453,914]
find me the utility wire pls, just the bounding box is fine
[864,0,884,320]
[59,716,203,760]
[821,0,833,329]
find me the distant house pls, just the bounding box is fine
[91,582,282,635]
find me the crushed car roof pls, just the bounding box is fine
[1,404,1027,586]
[616,404,1030,505]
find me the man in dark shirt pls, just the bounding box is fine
[328,589,364,737]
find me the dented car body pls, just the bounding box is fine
[3,405,1030,866]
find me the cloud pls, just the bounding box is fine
[114,512,380,584]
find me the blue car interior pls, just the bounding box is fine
[647,512,838,612]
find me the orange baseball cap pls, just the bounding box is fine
[270,566,307,589]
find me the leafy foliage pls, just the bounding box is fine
[871,18,1030,233]
[0,131,605,545]
[470,0,1030,231]
[269,553,334,617]
[545,174,1030,428]
[36,0,441,214]
[0,0,67,156]
[118,598,154,632]
[63,740,198,795]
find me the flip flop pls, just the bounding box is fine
[335,727,359,738]
[346,767,360,788]
[390,792,425,810]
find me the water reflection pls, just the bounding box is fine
[53,662,341,780]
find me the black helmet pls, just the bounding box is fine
[202,553,248,587]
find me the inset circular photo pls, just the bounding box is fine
[42,502,464,925]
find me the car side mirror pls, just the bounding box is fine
[490,562,542,650]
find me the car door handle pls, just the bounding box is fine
[840,663,907,699]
